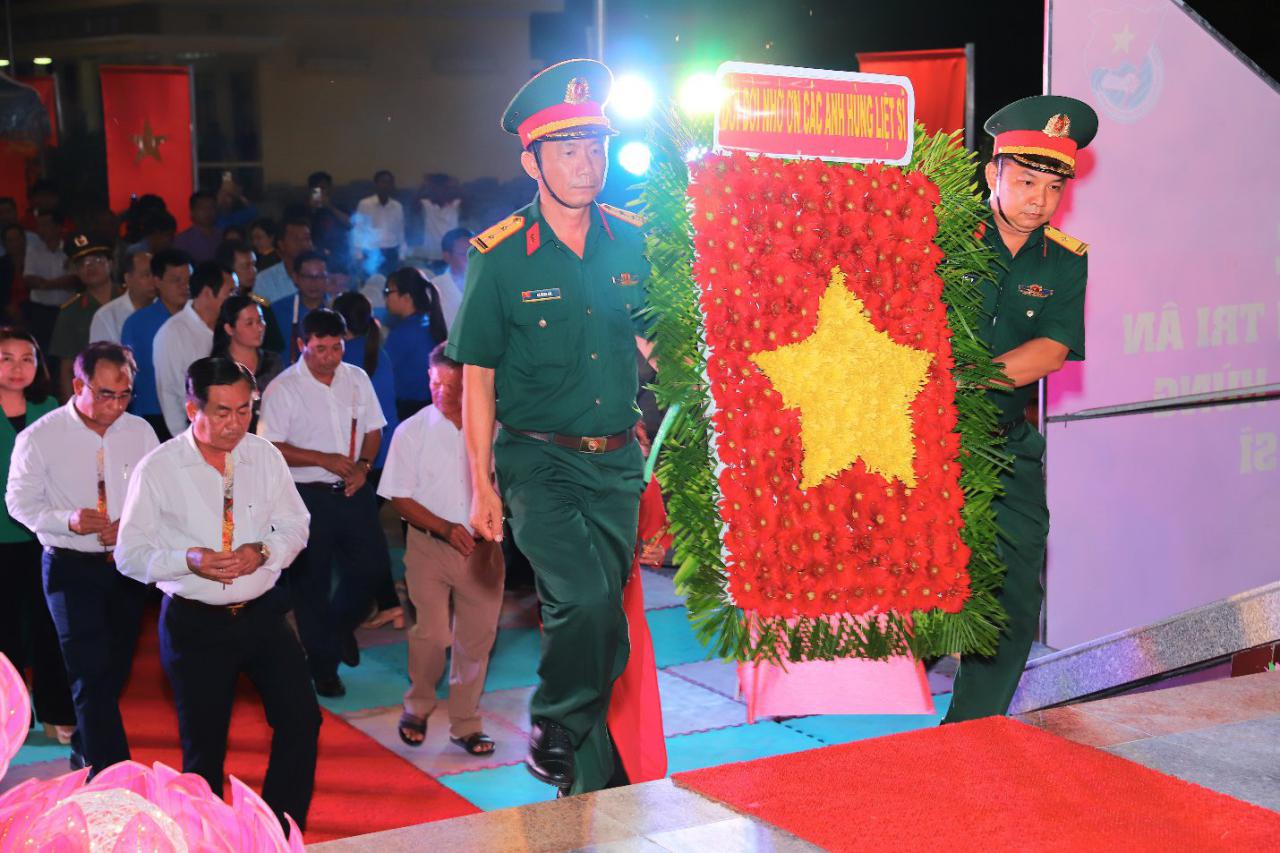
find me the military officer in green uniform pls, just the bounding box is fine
[445,59,652,795]
[50,234,121,398]
[943,95,1098,723]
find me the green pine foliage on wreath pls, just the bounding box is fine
[634,108,1010,663]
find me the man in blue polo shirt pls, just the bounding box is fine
[120,249,192,441]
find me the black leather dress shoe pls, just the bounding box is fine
[68,748,86,771]
[314,674,346,698]
[525,719,574,788]
[339,632,360,668]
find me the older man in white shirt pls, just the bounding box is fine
[353,170,405,276]
[258,308,393,699]
[153,260,234,437]
[88,247,156,345]
[378,344,503,754]
[117,357,319,832]
[6,342,158,775]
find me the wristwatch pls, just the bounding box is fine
[356,458,373,471]
[255,541,271,565]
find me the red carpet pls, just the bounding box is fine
[119,612,480,843]
[673,716,1280,852]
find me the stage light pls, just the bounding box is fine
[0,61,9,68]
[32,57,52,66]
[679,73,722,115]
[611,74,655,121]
[618,141,652,176]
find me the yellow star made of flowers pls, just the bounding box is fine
[750,267,934,489]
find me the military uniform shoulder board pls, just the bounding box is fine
[59,292,82,310]
[598,203,645,228]
[470,215,525,254]
[1045,226,1088,256]
[248,292,269,307]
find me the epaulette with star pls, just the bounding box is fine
[59,292,83,310]
[1045,226,1087,256]
[470,215,525,254]
[598,203,645,228]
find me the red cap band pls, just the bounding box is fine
[993,129,1077,168]
[517,101,611,147]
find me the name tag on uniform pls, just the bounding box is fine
[613,273,640,287]
[1018,284,1053,297]
[521,288,562,303]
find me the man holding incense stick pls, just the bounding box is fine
[116,356,317,832]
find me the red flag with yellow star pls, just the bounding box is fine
[691,152,971,622]
[100,66,194,228]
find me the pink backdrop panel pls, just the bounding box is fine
[1044,0,1279,646]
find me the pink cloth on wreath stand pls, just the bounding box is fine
[738,655,935,723]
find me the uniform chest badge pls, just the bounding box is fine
[613,273,640,287]
[521,288,562,303]
[1018,284,1054,298]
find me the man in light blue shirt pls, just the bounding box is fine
[253,215,312,304]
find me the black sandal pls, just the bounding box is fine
[398,712,426,747]
[450,732,496,756]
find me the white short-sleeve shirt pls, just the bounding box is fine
[257,358,386,484]
[377,404,472,532]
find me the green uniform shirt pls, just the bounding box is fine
[446,198,649,437]
[50,289,117,360]
[0,396,57,543]
[978,217,1088,423]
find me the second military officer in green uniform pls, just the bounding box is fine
[943,95,1098,722]
[445,59,652,795]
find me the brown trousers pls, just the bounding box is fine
[402,527,505,738]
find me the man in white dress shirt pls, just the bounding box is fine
[258,308,393,698]
[354,170,405,277]
[88,247,156,345]
[5,342,158,774]
[154,260,234,437]
[430,227,473,331]
[378,344,504,753]
[116,357,319,832]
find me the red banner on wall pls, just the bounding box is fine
[100,66,193,227]
[856,48,967,137]
[714,62,915,165]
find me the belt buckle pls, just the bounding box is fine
[579,435,607,454]
[226,602,247,616]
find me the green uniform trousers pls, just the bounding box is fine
[494,429,644,793]
[943,421,1049,722]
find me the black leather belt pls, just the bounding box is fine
[994,418,1026,437]
[503,425,634,454]
[297,480,346,493]
[44,546,110,560]
[165,590,273,617]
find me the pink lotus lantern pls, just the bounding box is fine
[0,654,304,852]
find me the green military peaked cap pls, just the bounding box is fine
[502,58,617,149]
[986,95,1098,178]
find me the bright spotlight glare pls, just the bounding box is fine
[679,74,722,115]
[32,57,53,66]
[611,74,655,120]
[0,60,9,68]
[618,141,652,176]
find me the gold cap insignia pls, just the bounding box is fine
[74,235,89,248]
[565,77,591,105]
[1044,113,1071,138]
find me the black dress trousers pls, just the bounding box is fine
[41,547,147,774]
[158,584,322,831]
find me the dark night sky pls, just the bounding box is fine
[601,0,1278,131]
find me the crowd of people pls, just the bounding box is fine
[0,173,511,832]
